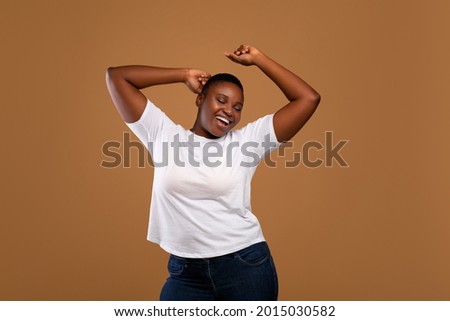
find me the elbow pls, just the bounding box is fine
[106,66,117,78]
[292,89,321,107]
[105,66,113,80]
[304,90,321,109]
[106,66,122,86]
[313,91,321,107]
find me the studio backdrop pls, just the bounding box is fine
[1,0,449,300]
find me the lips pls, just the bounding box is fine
[215,115,231,126]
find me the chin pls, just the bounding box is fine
[214,128,231,137]
[211,131,225,138]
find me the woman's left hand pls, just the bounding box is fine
[226,44,321,143]
[225,44,262,66]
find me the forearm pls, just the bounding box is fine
[253,52,319,102]
[107,65,189,90]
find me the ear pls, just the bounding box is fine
[196,93,204,108]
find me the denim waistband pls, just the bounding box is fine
[170,241,268,263]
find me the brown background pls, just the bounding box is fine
[1,0,449,300]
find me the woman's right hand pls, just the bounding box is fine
[185,69,211,94]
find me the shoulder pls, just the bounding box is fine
[233,114,277,139]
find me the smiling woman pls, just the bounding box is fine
[191,73,244,139]
[105,44,320,301]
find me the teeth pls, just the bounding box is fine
[216,116,230,125]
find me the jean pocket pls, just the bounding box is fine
[235,242,270,266]
[167,255,185,276]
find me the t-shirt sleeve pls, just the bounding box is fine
[125,98,175,153]
[237,113,284,159]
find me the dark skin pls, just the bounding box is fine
[191,82,244,139]
[106,44,320,142]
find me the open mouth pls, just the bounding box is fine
[215,116,231,128]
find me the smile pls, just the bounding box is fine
[215,116,231,125]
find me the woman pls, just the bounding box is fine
[106,44,320,300]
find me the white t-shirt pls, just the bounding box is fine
[126,99,282,258]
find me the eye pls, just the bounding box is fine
[217,98,225,104]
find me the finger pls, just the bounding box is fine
[238,44,247,52]
[225,51,240,61]
[198,73,210,82]
[225,54,238,63]
[240,44,250,53]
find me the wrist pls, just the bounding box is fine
[181,68,190,83]
[252,51,267,67]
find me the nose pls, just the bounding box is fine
[222,104,232,117]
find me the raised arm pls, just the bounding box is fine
[225,45,320,142]
[105,66,210,123]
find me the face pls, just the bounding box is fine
[193,82,244,139]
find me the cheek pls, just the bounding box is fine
[234,112,242,123]
[200,106,214,125]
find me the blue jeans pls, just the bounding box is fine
[160,241,278,301]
